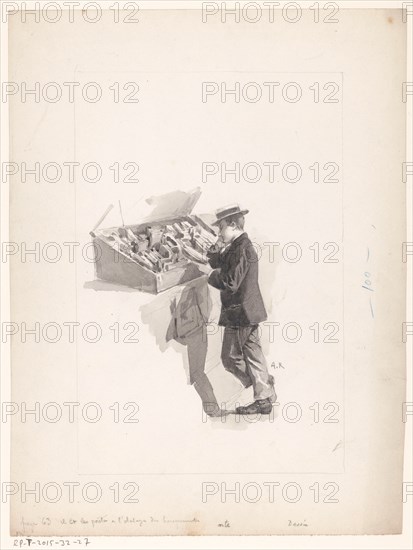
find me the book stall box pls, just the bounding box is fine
[89,187,218,294]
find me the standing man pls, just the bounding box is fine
[206,205,277,414]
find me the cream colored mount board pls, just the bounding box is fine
[5,3,408,539]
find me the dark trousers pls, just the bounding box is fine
[221,324,273,401]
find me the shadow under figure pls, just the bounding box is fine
[166,283,222,417]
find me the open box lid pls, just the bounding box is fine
[141,186,202,223]
[91,186,203,234]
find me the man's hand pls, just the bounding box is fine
[198,263,216,275]
[209,235,225,253]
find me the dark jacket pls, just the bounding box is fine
[206,232,267,327]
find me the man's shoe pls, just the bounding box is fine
[268,375,277,404]
[236,398,272,415]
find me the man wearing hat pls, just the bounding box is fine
[206,204,277,414]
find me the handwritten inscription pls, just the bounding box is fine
[362,247,375,318]
[288,519,308,527]
[218,520,230,528]
[14,514,200,537]
[13,539,90,547]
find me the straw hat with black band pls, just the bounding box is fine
[211,204,249,226]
